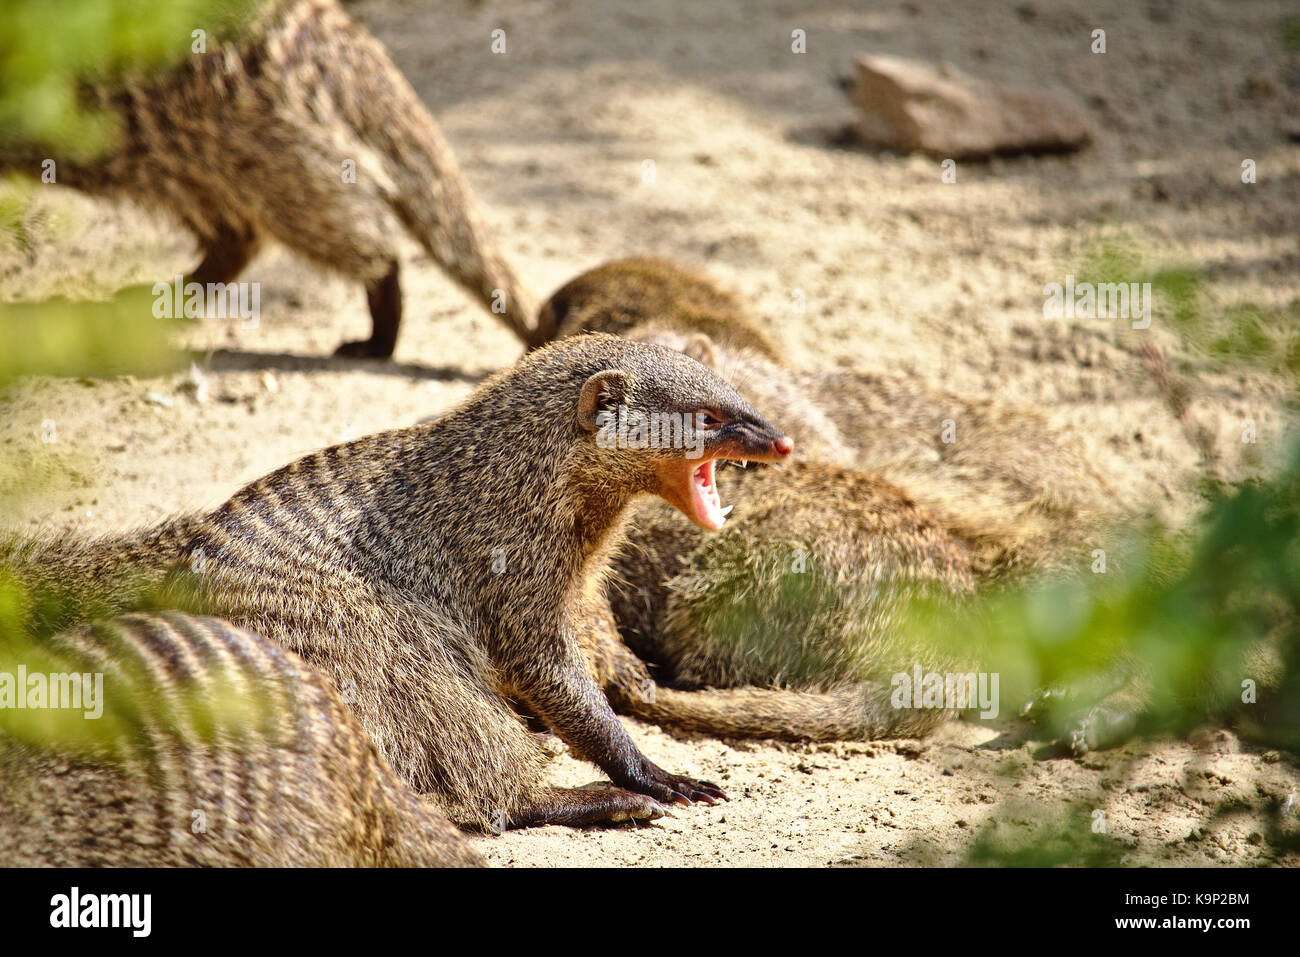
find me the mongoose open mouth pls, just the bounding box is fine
[657,435,793,531]
[690,457,728,530]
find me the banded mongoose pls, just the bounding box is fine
[0,612,482,867]
[0,0,548,357]
[543,256,783,361]
[4,335,794,828]
[587,461,980,742]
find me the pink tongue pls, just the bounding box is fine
[690,459,725,530]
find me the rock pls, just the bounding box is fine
[846,54,1092,159]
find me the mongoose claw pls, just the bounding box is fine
[635,762,729,806]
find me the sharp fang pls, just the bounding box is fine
[720,505,734,517]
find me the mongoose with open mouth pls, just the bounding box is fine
[0,612,482,866]
[0,0,548,357]
[539,258,1122,744]
[3,334,793,828]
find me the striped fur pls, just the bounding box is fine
[0,613,482,866]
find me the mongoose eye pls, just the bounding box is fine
[696,411,725,429]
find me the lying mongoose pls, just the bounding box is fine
[0,612,481,866]
[4,334,793,828]
[0,0,548,357]
[543,256,782,361]
[588,462,981,741]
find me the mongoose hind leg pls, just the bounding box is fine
[188,222,263,286]
[336,260,402,358]
[506,785,671,829]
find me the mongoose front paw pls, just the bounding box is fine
[636,761,728,806]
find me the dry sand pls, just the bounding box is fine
[2,0,1298,865]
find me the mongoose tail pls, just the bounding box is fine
[579,552,955,744]
[623,684,949,741]
[337,28,546,350]
[0,612,481,867]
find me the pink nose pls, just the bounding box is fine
[773,436,794,456]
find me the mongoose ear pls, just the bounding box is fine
[578,369,632,432]
[680,333,717,369]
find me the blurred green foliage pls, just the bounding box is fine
[0,287,187,383]
[964,806,1126,867]
[0,0,258,764]
[917,439,1299,748]
[0,568,268,760]
[0,0,259,159]
[0,178,35,252]
[896,440,1300,864]
[1282,16,1300,51]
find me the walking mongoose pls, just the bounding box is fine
[0,0,549,356]
[3,334,794,828]
[0,612,482,867]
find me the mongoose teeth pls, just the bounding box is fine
[719,505,735,518]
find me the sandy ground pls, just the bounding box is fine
[2,0,1298,866]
